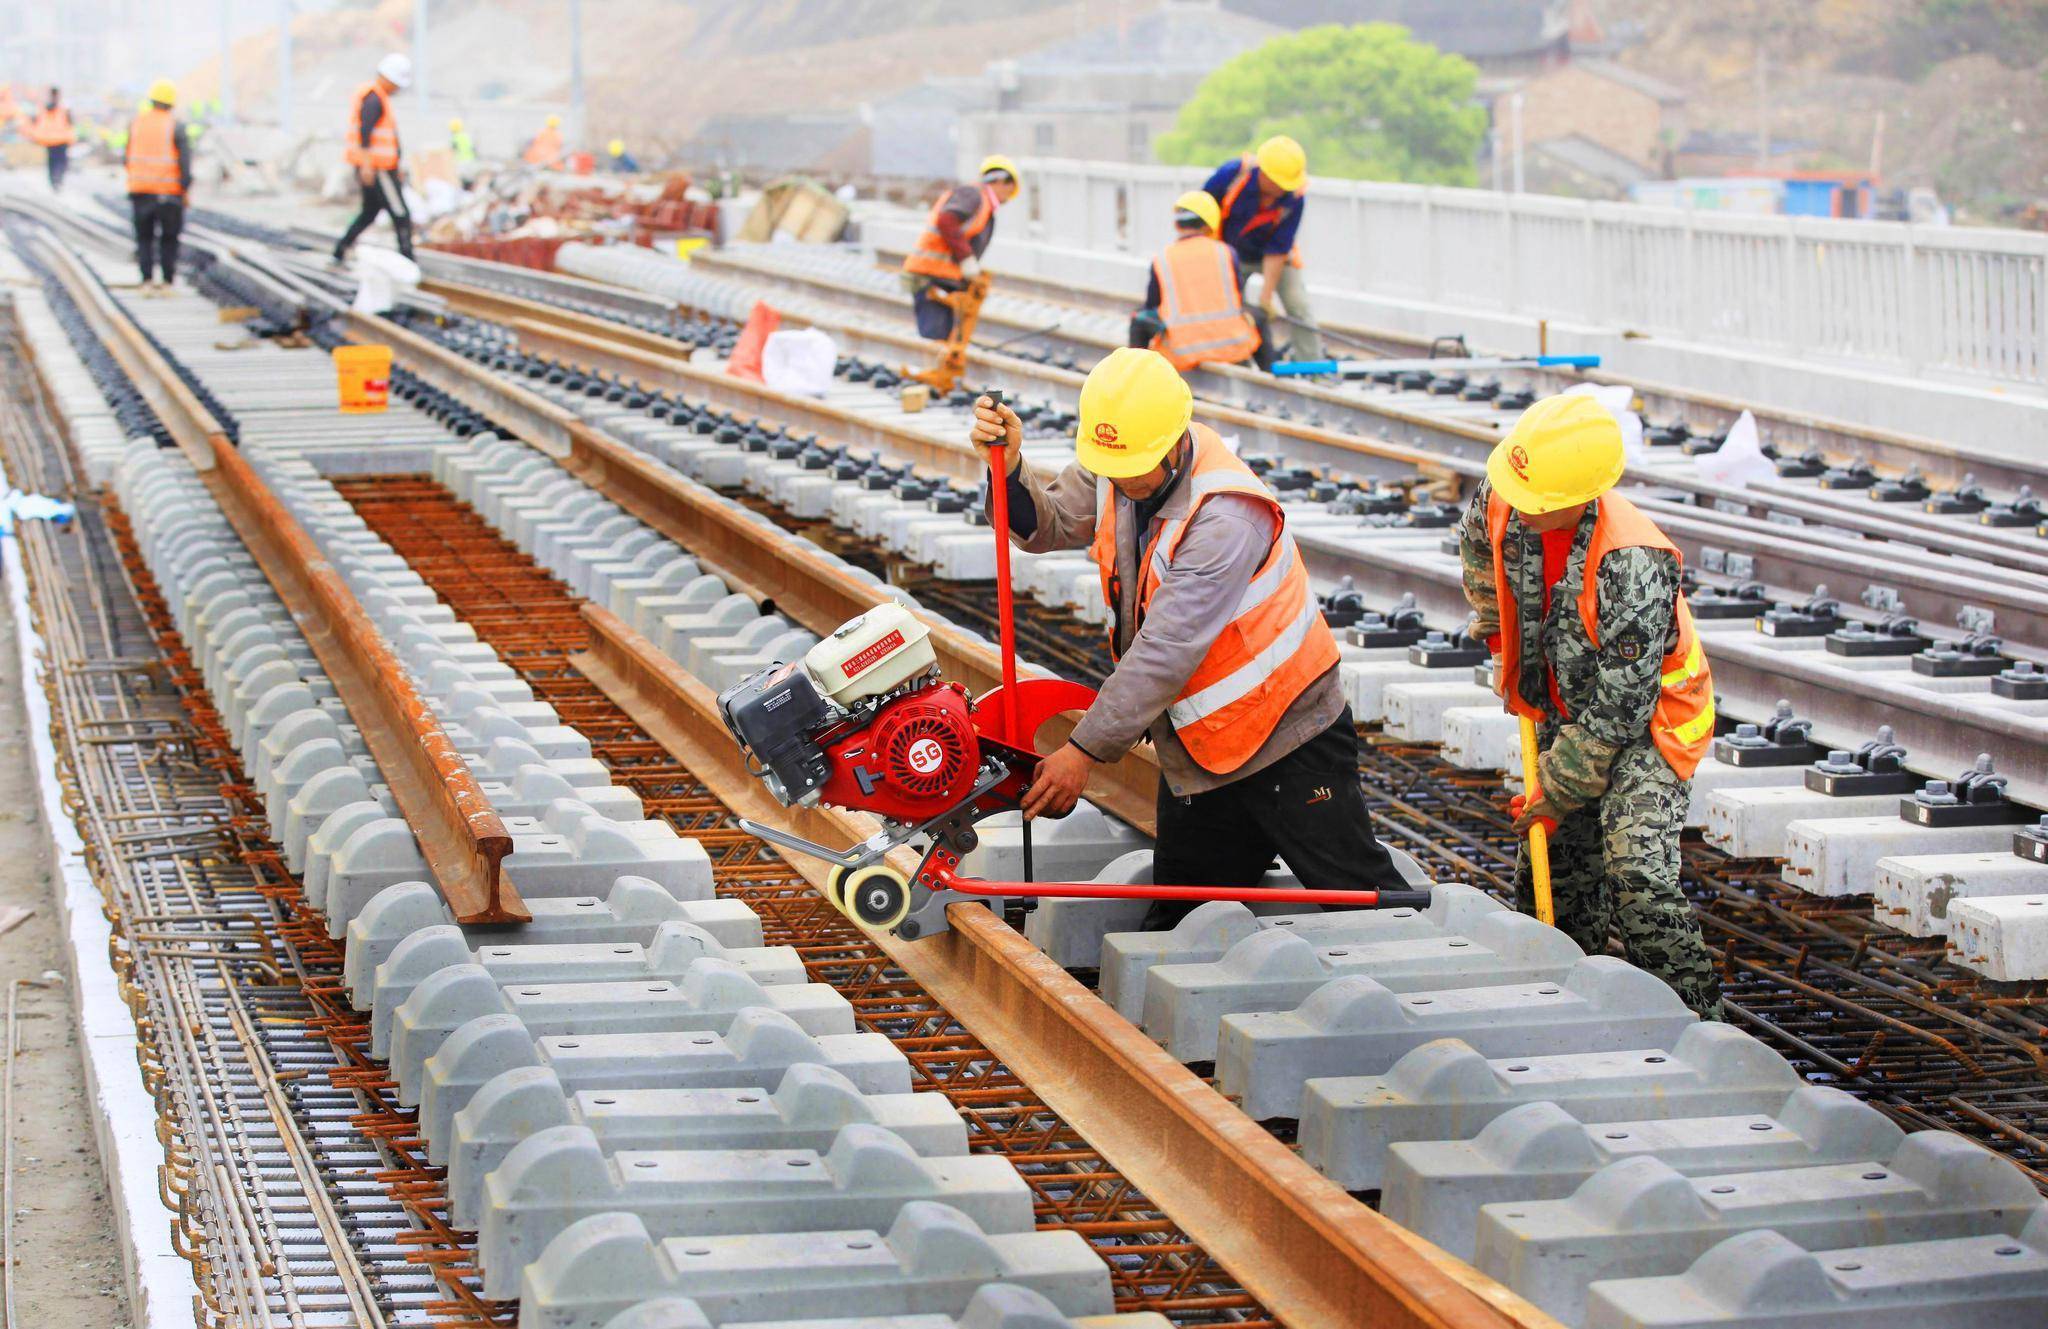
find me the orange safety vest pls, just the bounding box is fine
[26,106,73,146]
[1150,233,1260,370]
[523,124,563,167]
[125,108,182,196]
[1486,491,1715,780]
[345,81,400,171]
[1089,423,1340,774]
[902,184,996,283]
[1215,153,1304,268]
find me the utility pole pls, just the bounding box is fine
[278,0,293,141]
[413,0,429,111]
[569,0,585,153]
[1510,92,1525,194]
[1754,44,1769,169]
[219,0,235,123]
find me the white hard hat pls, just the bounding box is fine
[377,53,414,89]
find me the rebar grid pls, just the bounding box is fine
[332,472,1271,1326]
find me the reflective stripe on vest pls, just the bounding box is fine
[1151,234,1260,370]
[1485,491,1716,779]
[902,185,995,282]
[126,109,182,195]
[346,82,399,171]
[1088,423,1340,774]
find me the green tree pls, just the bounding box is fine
[1156,23,1486,186]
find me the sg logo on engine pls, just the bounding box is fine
[906,738,946,776]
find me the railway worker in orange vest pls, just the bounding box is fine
[333,54,415,265]
[523,115,565,168]
[1129,190,1270,373]
[1201,135,1320,362]
[125,80,192,295]
[1459,393,1724,1018]
[971,348,1404,927]
[24,86,76,192]
[901,154,1019,341]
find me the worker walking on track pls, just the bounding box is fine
[901,155,1019,341]
[334,54,415,265]
[971,348,1404,927]
[448,117,475,166]
[1459,393,1724,1018]
[1201,135,1320,362]
[24,87,76,192]
[1129,190,1270,373]
[125,81,192,295]
[523,115,565,168]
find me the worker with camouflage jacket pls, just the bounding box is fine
[1459,394,1723,1018]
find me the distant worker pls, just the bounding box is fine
[606,138,639,172]
[1201,135,1320,362]
[333,54,415,265]
[24,86,76,192]
[1459,394,1723,1018]
[901,154,1019,341]
[970,349,1404,928]
[124,80,192,295]
[448,117,475,165]
[1129,190,1269,373]
[523,114,564,168]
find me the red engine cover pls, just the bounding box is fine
[817,683,981,822]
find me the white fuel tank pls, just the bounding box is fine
[803,603,937,707]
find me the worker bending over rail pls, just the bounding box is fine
[22,86,75,193]
[524,115,565,168]
[1130,190,1271,373]
[125,81,192,295]
[973,349,1403,928]
[901,155,1019,341]
[1202,135,1320,362]
[1460,394,1724,1018]
[334,54,416,265]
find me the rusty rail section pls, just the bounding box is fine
[32,226,525,922]
[571,600,1557,1329]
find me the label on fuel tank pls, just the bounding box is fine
[841,629,906,679]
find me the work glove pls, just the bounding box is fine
[1509,787,1559,838]
[959,256,982,281]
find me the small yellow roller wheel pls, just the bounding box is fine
[843,864,912,933]
[820,865,850,913]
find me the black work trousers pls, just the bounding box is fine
[1127,305,1276,371]
[913,280,963,340]
[1147,708,1402,929]
[130,194,184,282]
[335,170,414,261]
[46,145,67,192]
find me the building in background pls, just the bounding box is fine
[1224,0,1571,76]
[1492,58,1689,195]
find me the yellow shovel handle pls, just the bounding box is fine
[1516,714,1554,926]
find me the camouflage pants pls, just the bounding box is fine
[1515,742,1725,1019]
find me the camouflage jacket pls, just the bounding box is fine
[1458,481,1682,813]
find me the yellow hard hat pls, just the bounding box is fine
[1255,135,1307,192]
[1074,349,1194,479]
[978,153,1020,187]
[147,78,177,106]
[607,138,624,156]
[546,114,561,128]
[448,116,464,131]
[1173,189,1221,235]
[1486,394,1626,515]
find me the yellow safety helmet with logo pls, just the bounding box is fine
[147,78,177,106]
[978,153,1020,187]
[1074,348,1194,479]
[1173,189,1221,235]
[1485,393,1626,514]
[1255,134,1307,192]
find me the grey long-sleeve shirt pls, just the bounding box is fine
[990,447,1345,795]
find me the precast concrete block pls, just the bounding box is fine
[1583,1211,2048,1329]
[485,802,712,904]
[1022,851,1154,968]
[625,575,729,639]
[1297,1024,1802,1191]
[566,530,664,599]
[957,804,1149,884]
[425,1005,904,1162]
[702,632,820,692]
[393,960,855,1103]
[1383,679,1498,743]
[1701,784,1908,860]
[1382,1086,1904,1258]
[1019,555,1095,606]
[446,1060,951,1229]
[655,595,766,664]
[344,878,763,1007]
[367,921,806,1056]
[1217,956,1698,1121]
[1945,893,2048,981]
[320,816,432,934]
[515,1203,1113,1329]
[682,614,795,676]
[1683,757,1809,829]
[1440,707,1522,771]
[1098,884,1504,1021]
[1782,816,2024,897]
[1872,852,2048,937]
[595,1283,1172,1329]
[477,1124,1033,1298]
[1471,1131,2046,1324]
[604,556,704,621]
[1342,660,1446,724]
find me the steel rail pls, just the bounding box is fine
[22,216,527,923]
[571,600,1559,1329]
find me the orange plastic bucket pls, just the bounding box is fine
[333,344,393,413]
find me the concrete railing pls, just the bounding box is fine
[1016,157,2048,393]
